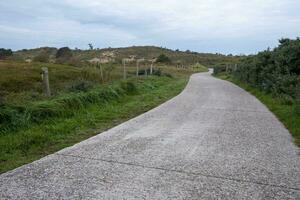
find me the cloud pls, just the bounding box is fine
[0,0,299,53]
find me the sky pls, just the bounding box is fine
[0,0,299,54]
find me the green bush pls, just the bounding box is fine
[68,80,94,92]
[156,54,171,63]
[213,64,227,75]
[163,72,173,78]
[231,38,300,99]
[0,48,13,59]
[120,81,137,94]
[33,52,49,63]
[137,68,172,78]
[153,68,162,76]
[56,47,72,63]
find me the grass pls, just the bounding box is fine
[214,73,300,147]
[0,60,136,104]
[0,60,207,173]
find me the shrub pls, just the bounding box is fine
[56,47,72,63]
[213,64,227,75]
[33,52,49,63]
[153,68,162,76]
[68,80,94,92]
[0,48,13,59]
[156,54,171,63]
[137,68,170,77]
[230,38,300,99]
[120,81,137,94]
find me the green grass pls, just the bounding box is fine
[0,60,137,105]
[0,62,208,173]
[214,73,300,147]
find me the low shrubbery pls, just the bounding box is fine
[137,68,173,78]
[33,51,50,63]
[156,54,171,63]
[56,47,73,64]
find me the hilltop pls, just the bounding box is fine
[13,46,239,66]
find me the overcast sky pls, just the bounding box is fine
[0,0,299,54]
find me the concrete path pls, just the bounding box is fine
[1,71,300,199]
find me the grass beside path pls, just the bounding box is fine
[214,73,300,147]
[0,74,195,174]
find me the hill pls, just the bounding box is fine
[13,46,239,67]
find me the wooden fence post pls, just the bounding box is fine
[99,63,103,81]
[150,61,154,75]
[136,60,139,77]
[122,60,127,79]
[41,67,51,97]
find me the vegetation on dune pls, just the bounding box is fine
[213,37,300,146]
[33,51,50,63]
[13,46,240,67]
[56,47,73,64]
[156,54,171,63]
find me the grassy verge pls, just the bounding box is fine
[0,74,195,173]
[214,73,300,147]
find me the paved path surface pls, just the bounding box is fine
[1,71,300,199]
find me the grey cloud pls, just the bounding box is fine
[0,0,299,54]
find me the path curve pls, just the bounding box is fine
[1,71,300,199]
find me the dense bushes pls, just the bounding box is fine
[156,54,171,63]
[0,48,13,59]
[212,63,227,75]
[215,38,300,99]
[56,47,72,63]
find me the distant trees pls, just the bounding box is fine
[56,47,72,63]
[156,54,171,63]
[0,48,13,59]
[88,43,94,50]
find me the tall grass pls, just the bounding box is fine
[0,80,138,134]
[0,76,190,173]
